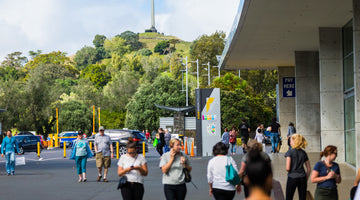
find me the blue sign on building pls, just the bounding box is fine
[283,77,295,97]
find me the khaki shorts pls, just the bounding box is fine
[95,152,111,168]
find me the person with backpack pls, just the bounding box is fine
[239,118,250,154]
[285,134,311,200]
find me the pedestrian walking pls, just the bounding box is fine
[269,117,281,153]
[239,140,271,198]
[285,134,311,200]
[145,130,150,143]
[207,142,241,200]
[287,122,296,149]
[156,128,165,156]
[311,145,341,200]
[164,129,171,153]
[94,126,114,182]
[1,130,20,175]
[70,131,93,182]
[243,149,273,200]
[239,118,250,154]
[221,128,230,149]
[117,138,148,200]
[254,128,264,144]
[229,127,237,155]
[160,138,192,200]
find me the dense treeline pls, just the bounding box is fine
[0,31,277,138]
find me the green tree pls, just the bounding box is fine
[58,100,92,134]
[125,75,186,131]
[1,51,28,69]
[29,50,42,59]
[100,110,126,129]
[211,73,273,130]
[103,37,130,57]
[190,31,226,86]
[154,41,170,55]
[117,31,143,51]
[81,64,111,89]
[73,46,98,70]
[134,48,152,56]
[93,34,106,48]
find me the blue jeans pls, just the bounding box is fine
[270,133,279,152]
[164,145,170,153]
[5,151,15,174]
[230,143,236,154]
[75,156,87,174]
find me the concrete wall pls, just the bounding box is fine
[319,28,345,162]
[278,66,296,152]
[295,51,321,152]
[353,0,360,169]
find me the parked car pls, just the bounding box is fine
[14,135,43,154]
[36,135,47,147]
[59,132,78,148]
[17,131,35,136]
[87,129,148,156]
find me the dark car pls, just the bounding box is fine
[14,135,43,154]
[87,129,148,156]
[17,131,34,136]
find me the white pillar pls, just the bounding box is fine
[353,0,360,169]
[319,27,345,162]
[295,51,321,152]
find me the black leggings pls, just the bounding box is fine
[212,188,235,200]
[121,182,144,200]
[286,176,307,200]
[164,184,187,200]
[157,145,164,156]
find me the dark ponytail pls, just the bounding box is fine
[245,150,272,190]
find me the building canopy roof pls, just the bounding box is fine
[155,104,195,113]
[220,0,353,70]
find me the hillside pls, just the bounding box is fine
[139,32,192,56]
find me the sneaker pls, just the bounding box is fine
[97,175,102,182]
[78,178,82,183]
[7,173,10,176]
[103,178,108,182]
[11,171,14,176]
[83,178,87,182]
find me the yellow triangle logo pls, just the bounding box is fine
[206,97,214,112]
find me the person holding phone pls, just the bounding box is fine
[160,138,192,200]
[118,138,148,200]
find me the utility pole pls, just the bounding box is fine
[202,62,211,86]
[185,56,188,106]
[189,59,199,88]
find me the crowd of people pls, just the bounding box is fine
[0,120,358,200]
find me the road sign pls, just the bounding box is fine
[283,77,295,97]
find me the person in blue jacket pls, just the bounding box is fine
[1,130,20,175]
[70,131,93,182]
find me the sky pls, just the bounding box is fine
[0,0,240,60]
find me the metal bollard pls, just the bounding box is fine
[89,142,92,150]
[63,142,66,158]
[37,142,41,158]
[116,142,119,159]
[55,134,59,147]
[143,142,145,157]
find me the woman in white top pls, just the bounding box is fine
[117,138,148,200]
[207,142,241,200]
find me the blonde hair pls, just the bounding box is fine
[291,134,307,149]
[247,140,263,151]
[169,138,181,148]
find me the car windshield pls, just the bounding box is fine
[133,132,145,140]
[63,133,77,137]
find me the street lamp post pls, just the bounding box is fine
[179,56,188,107]
[202,62,210,86]
[189,59,199,88]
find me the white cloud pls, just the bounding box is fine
[0,0,239,60]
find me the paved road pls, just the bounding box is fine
[0,145,354,200]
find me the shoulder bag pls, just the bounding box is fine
[117,155,138,190]
[225,156,241,185]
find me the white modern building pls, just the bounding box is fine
[219,0,360,168]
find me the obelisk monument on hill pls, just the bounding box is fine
[146,0,157,32]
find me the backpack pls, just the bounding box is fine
[229,134,236,143]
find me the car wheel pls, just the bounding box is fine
[119,146,127,155]
[18,147,24,154]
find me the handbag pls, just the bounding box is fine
[225,156,241,185]
[117,155,138,190]
[183,167,191,183]
[117,176,127,190]
[15,156,26,166]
